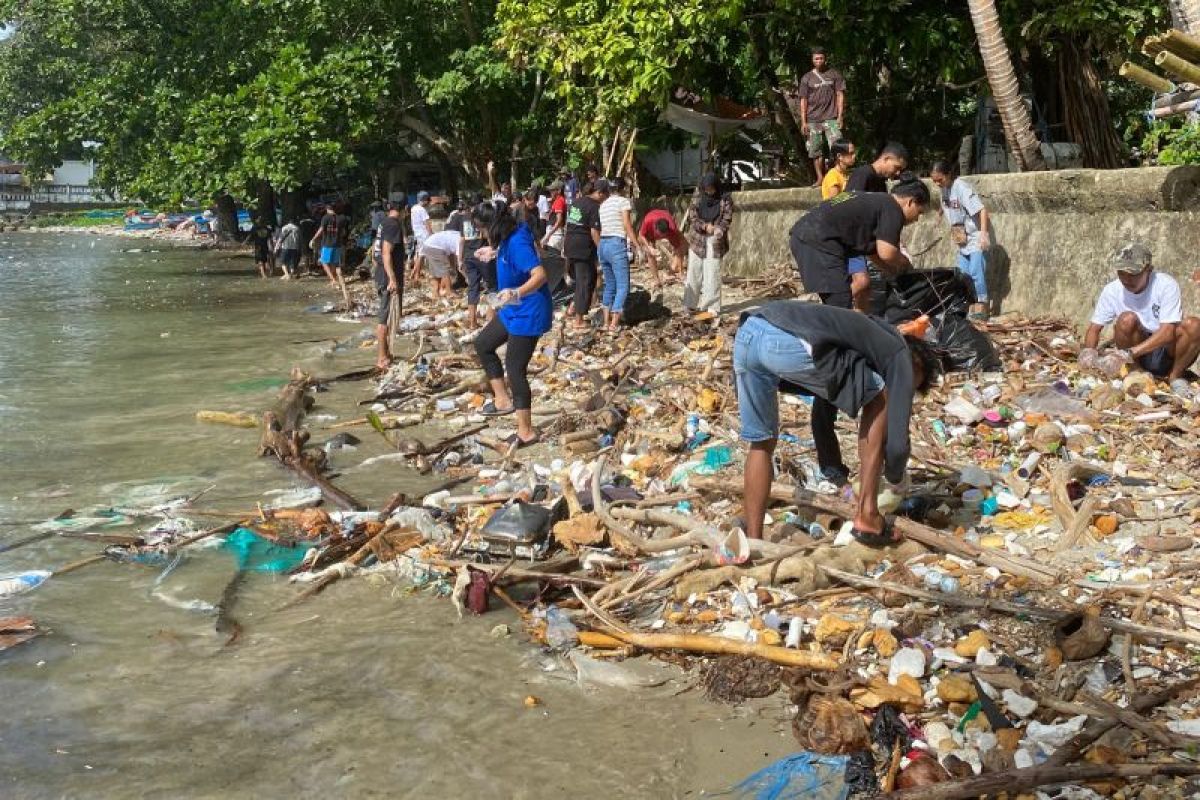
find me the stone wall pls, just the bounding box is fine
[703,167,1200,327]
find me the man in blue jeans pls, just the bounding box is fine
[734,301,935,544]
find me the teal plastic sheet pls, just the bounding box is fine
[221,527,313,573]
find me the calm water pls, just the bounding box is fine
[0,233,788,798]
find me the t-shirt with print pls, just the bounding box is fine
[797,68,846,123]
[638,209,685,249]
[599,195,633,239]
[845,164,887,194]
[318,213,341,248]
[410,204,431,243]
[941,177,986,254]
[564,196,602,260]
[1091,272,1183,334]
[445,210,484,250]
[374,216,405,289]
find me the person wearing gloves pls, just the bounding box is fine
[1079,242,1200,398]
[734,302,937,544]
[470,201,553,448]
[930,161,991,321]
[683,173,733,315]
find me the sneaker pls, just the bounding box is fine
[1170,377,1194,400]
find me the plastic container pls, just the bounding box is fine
[945,396,983,424]
[961,489,984,509]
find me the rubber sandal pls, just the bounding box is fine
[850,518,901,547]
[505,432,541,449]
[480,401,515,417]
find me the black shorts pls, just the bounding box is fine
[280,249,300,271]
[790,236,849,297]
[377,286,396,325]
[1139,345,1173,377]
[254,243,271,262]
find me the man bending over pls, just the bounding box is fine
[734,302,935,544]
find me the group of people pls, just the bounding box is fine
[243,205,346,282]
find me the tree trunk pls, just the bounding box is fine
[278,186,308,223]
[398,114,482,185]
[214,193,238,242]
[967,0,1046,171]
[255,181,276,225]
[1057,35,1123,169]
[746,18,808,181]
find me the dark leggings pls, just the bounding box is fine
[812,288,853,482]
[570,258,598,316]
[474,314,539,410]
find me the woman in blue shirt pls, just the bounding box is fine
[471,201,553,447]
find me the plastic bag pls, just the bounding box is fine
[1016,387,1094,421]
[0,570,52,598]
[726,751,850,800]
[884,269,977,323]
[221,527,314,573]
[936,315,1002,372]
[480,502,552,544]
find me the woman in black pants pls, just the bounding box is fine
[561,180,607,329]
[471,201,554,447]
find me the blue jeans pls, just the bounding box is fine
[734,316,883,443]
[957,250,988,302]
[598,236,630,314]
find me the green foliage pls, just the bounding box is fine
[1145,120,1200,165]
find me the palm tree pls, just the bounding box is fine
[967,0,1045,171]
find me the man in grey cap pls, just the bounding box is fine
[1080,242,1200,397]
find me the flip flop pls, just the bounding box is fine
[480,401,515,417]
[505,432,541,449]
[850,518,901,547]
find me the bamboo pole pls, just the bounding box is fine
[1143,34,1166,58]
[1155,50,1200,86]
[1120,61,1175,93]
[1161,28,1200,63]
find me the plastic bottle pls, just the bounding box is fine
[785,617,803,648]
[0,570,51,597]
[545,605,579,649]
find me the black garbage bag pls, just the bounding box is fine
[936,314,1001,372]
[883,268,976,324]
[622,287,671,324]
[866,264,891,318]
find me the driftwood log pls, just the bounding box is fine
[258,368,365,511]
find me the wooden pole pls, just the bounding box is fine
[1155,50,1200,86]
[1120,61,1175,93]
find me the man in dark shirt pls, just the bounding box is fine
[734,302,935,543]
[446,195,491,329]
[563,180,607,328]
[790,181,927,310]
[845,141,908,194]
[309,205,350,286]
[790,47,847,186]
[375,202,406,369]
[298,212,318,274]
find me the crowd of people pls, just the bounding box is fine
[233,49,1199,550]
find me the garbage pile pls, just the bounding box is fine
[63,272,1200,796]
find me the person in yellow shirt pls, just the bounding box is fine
[820,140,857,199]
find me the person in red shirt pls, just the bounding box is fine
[636,208,686,289]
[541,181,568,253]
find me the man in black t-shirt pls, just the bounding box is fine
[375,201,406,369]
[789,184,926,310]
[298,212,318,274]
[563,180,607,328]
[845,142,908,194]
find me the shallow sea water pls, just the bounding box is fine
[0,233,793,798]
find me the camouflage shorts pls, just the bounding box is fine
[806,119,841,159]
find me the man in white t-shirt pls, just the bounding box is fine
[409,191,433,267]
[1081,242,1200,397]
[412,228,462,301]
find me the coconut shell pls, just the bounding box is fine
[793,695,870,754]
[1056,607,1111,661]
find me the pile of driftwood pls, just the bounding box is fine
[81,274,1200,797]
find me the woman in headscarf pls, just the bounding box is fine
[684,173,734,315]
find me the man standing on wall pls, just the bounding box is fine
[793,47,846,187]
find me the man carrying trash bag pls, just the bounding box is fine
[733,301,937,544]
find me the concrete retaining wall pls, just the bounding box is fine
[711,167,1200,327]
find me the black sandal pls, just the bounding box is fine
[850,518,901,547]
[480,400,515,416]
[505,432,541,449]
